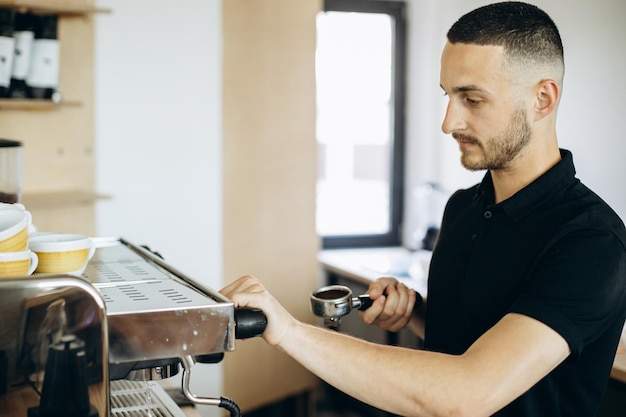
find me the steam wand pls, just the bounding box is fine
[179,308,267,417]
[180,355,241,417]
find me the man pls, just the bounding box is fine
[221,2,626,416]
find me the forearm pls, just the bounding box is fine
[277,313,569,417]
[279,321,462,417]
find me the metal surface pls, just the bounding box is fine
[180,356,221,407]
[83,238,236,364]
[0,276,109,416]
[310,285,354,319]
[125,363,180,381]
[310,284,373,329]
[110,380,187,417]
[0,238,236,416]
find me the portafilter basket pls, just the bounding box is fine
[310,285,373,329]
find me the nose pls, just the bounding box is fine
[441,100,465,134]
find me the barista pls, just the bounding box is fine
[221,2,626,416]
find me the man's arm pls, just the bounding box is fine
[221,276,570,417]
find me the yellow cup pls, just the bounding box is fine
[0,249,38,278]
[0,208,31,252]
[29,233,96,276]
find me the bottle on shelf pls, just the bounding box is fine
[9,12,35,99]
[0,8,16,98]
[26,14,59,100]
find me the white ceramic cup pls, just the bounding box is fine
[29,233,96,275]
[0,203,26,211]
[0,249,39,278]
[0,209,32,252]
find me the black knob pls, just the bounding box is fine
[234,308,267,339]
[194,353,225,364]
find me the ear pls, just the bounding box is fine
[533,79,560,122]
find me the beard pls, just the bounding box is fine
[453,107,532,171]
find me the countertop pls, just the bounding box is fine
[318,246,429,296]
[318,246,626,384]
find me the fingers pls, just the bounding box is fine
[219,275,295,347]
[361,278,417,332]
[220,275,263,306]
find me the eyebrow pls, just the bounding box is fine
[440,84,489,95]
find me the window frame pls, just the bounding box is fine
[319,0,407,249]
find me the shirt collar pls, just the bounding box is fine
[476,149,579,221]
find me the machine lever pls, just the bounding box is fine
[234,308,267,339]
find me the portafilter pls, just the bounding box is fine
[310,285,373,329]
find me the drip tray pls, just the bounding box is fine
[110,380,188,417]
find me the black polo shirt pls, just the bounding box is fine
[425,149,626,416]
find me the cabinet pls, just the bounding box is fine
[0,0,109,235]
[221,0,321,413]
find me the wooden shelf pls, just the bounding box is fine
[0,1,106,236]
[21,191,111,208]
[0,0,111,15]
[0,98,81,110]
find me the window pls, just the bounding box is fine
[316,0,406,248]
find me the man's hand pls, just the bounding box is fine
[220,275,297,347]
[359,277,419,332]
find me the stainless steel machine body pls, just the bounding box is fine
[0,238,247,417]
[0,275,110,416]
[85,238,236,365]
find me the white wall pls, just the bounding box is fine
[403,0,626,245]
[94,0,222,283]
[94,1,223,416]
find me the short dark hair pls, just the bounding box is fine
[447,2,563,71]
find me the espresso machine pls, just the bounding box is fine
[0,238,266,417]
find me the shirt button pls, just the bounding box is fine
[484,210,492,219]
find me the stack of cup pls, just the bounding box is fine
[0,202,97,278]
[0,203,38,277]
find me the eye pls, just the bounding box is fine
[464,96,481,106]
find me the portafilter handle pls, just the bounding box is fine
[354,294,374,311]
[234,308,267,339]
